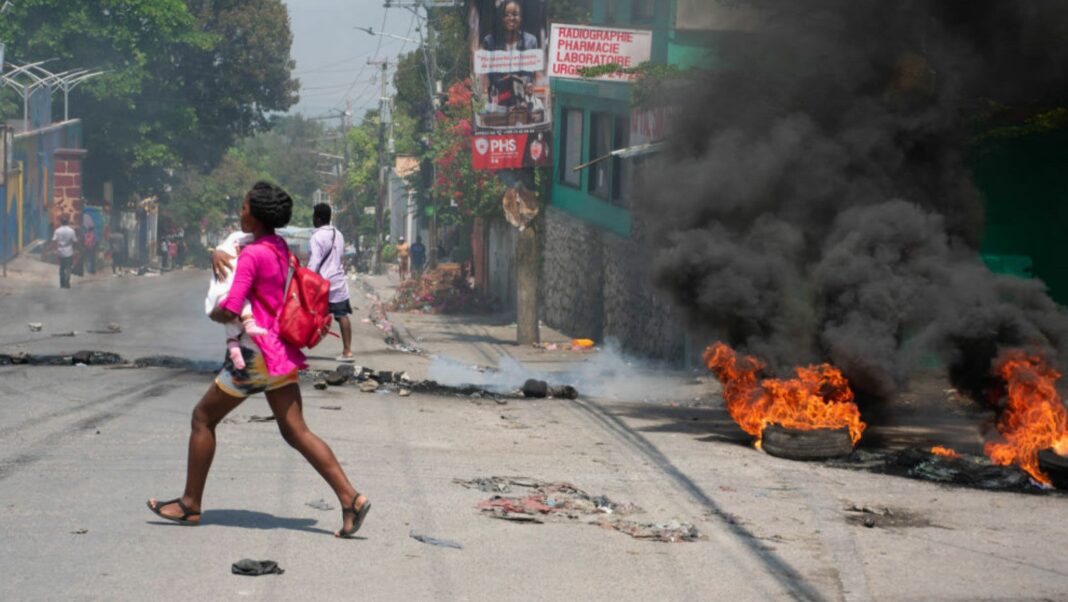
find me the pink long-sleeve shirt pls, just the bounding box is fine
[221,234,307,375]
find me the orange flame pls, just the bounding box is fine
[704,343,866,445]
[930,446,961,459]
[984,351,1068,484]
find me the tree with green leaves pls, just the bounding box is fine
[0,0,298,204]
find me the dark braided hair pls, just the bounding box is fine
[246,181,293,229]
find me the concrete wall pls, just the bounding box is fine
[542,205,686,361]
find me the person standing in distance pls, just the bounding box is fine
[51,215,77,289]
[410,236,426,275]
[396,235,410,281]
[309,203,356,362]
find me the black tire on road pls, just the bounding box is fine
[761,425,855,461]
[1038,449,1068,490]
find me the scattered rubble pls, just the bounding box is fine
[357,277,422,354]
[27,322,42,332]
[460,477,700,543]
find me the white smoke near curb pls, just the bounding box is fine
[427,340,689,400]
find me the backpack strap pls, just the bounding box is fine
[312,228,336,275]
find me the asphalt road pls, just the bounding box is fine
[2,269,1068,601]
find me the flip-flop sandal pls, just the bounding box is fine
[335,355,356,363]
[147,498,201,526]
[337,496,371,538]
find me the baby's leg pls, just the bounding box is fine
[241,301,268,336]
[228,337,245,370]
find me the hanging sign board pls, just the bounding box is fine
[469,0,552,170]
[548,24,653,82]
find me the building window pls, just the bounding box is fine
[589,112,613,200]
[561,108,584,188]
[633,0,655,22]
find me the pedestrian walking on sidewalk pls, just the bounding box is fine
[410,236,426,274]
[309,203,356,362]
[396,235,410,281]
[51,215,77,289]
[147,181,371,538]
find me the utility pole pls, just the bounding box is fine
[368,2,445,268]
[369,59,392,275]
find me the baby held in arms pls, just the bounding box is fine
[204,231,268,371]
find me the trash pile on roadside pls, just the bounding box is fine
[304,364,581,402]
[388,267,494,315]
[455,476,701,543]
[357,277,420,354]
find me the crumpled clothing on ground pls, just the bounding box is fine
[231,559,284,576]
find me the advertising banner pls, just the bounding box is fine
[548,23,653,82]
[469,0,552,170]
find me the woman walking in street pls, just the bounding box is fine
[147,181,370,537]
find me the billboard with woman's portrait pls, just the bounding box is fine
[469,0,552,170]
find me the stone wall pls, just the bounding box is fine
[542,206,604,340]
[542,205,686,362]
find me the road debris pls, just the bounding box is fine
[231,559,284,576]
[843,503,934,529]
[461,477,699,543]
[27,322,42,332]
[319,405,342,411]
[70,528,88,535]
[409,530,463,550]
[829,448,1034,491]
[522,379,548,398]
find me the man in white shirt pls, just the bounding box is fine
[308,203,356,362]
[51,214,78,289]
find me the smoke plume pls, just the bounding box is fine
[641,1,1068,400]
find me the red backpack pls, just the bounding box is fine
[262,241,332,349]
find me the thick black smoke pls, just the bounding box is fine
[642,1,1068,400]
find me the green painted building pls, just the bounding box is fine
[549,0,723,236]
[541,0,728,359]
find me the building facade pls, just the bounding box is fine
[543,0,722,361]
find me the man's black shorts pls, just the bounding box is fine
[329,299,353,319]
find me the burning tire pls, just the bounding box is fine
[1038,450,1068,489]
[761,425,855,461]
